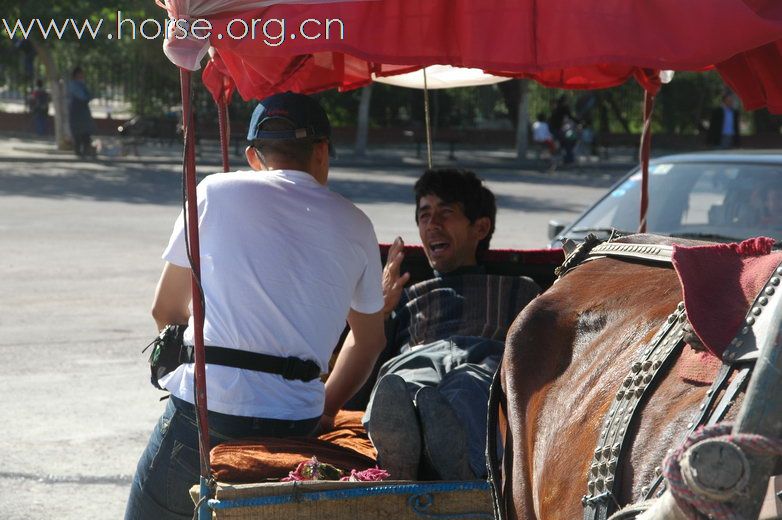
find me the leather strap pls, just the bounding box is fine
[583,302,687,520]
[487,361,506,520]
[183,345,321,382]
[643,364,751,500]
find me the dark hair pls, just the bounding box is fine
[414,169,496,256]
[72,66,83,79]
[251,118,317,169]
[35,79,43,88]
[536,113,546,122]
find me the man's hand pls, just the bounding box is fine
[382,237,411,317]
[318,413,335,434]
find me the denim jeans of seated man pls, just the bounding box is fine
[124,396,319,520]
[363,336,503,478]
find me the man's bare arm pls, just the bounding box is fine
[151,262,192,330]
[321,308,386,430]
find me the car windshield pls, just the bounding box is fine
[567,161,782,243]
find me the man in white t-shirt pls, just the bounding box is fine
[532,112,556,154]
[125,92,386,520]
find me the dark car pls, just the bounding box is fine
[549,152,782,247]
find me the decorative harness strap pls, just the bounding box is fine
[582,301,688,520]
[556,236,675,280]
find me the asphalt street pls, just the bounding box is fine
[0,136,626,519]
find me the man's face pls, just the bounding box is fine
[417,194,488,273]
[723,95,736,109]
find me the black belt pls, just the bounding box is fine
[183,345,321,382]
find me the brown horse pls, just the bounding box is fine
[496,235,738,519]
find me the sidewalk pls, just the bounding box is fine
[0,133,643,173]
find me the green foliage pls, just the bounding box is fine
[658,71,725,134]
[314,88,361,127]
[1,0,181,116]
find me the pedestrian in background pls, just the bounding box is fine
[532,113,556,154]
[707,91,740,149]
[68,66,95,158]
[549,95,578,165]
[28,79,50,136]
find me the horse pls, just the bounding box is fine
[493,234,764,520]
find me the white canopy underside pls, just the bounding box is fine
[373,66,512,89]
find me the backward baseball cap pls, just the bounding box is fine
[247,91,335,157]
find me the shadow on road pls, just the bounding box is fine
[0,157,620,210]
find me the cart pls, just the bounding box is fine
[150,1,782,518]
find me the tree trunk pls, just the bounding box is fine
[515,80,529,160]
[498,81,520,129]
[354,84,372,156]
[597,92,610,134]
[605,91,632,134]
[30,39,70,150]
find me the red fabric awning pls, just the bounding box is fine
[161,0,782,112]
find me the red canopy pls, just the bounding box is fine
[159,0,782,112]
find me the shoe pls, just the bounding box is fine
[416,387,474,481]
[366,374,421,480]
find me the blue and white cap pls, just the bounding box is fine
[247,91,334,157]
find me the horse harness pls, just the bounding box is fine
[552,236,782,520]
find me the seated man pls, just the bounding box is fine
[362,169,541,480]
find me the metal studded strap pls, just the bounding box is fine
[723,260,782,364]
[586,242,674,265]
[557,238,675,281]
[583,302,688,520]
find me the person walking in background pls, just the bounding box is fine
[532,113,557,154]
[707,91,740,148]
[549,95,578,165]
[28,79,50,136]
[68,66,95,157]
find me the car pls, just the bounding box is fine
[548,151,782,248]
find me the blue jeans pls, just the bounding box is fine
[364,337,502,478]
[124,396,319,520]
[33,114,47,135]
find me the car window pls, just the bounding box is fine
[680,167,734,226]
[565,162,782,243]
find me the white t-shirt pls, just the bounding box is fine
[159,169,384,420]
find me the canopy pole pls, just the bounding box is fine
[179,68,213,520]
[217,96,231,173]
[729,287,782,517]
[638,91,655,233]
[423,68,433,169]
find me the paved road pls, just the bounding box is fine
[0,136,624,519]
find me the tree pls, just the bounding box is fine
[3,0,162,148]
[354,85,372,156]
[514,81,529,159]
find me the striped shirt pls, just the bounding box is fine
[391,267,541,352]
